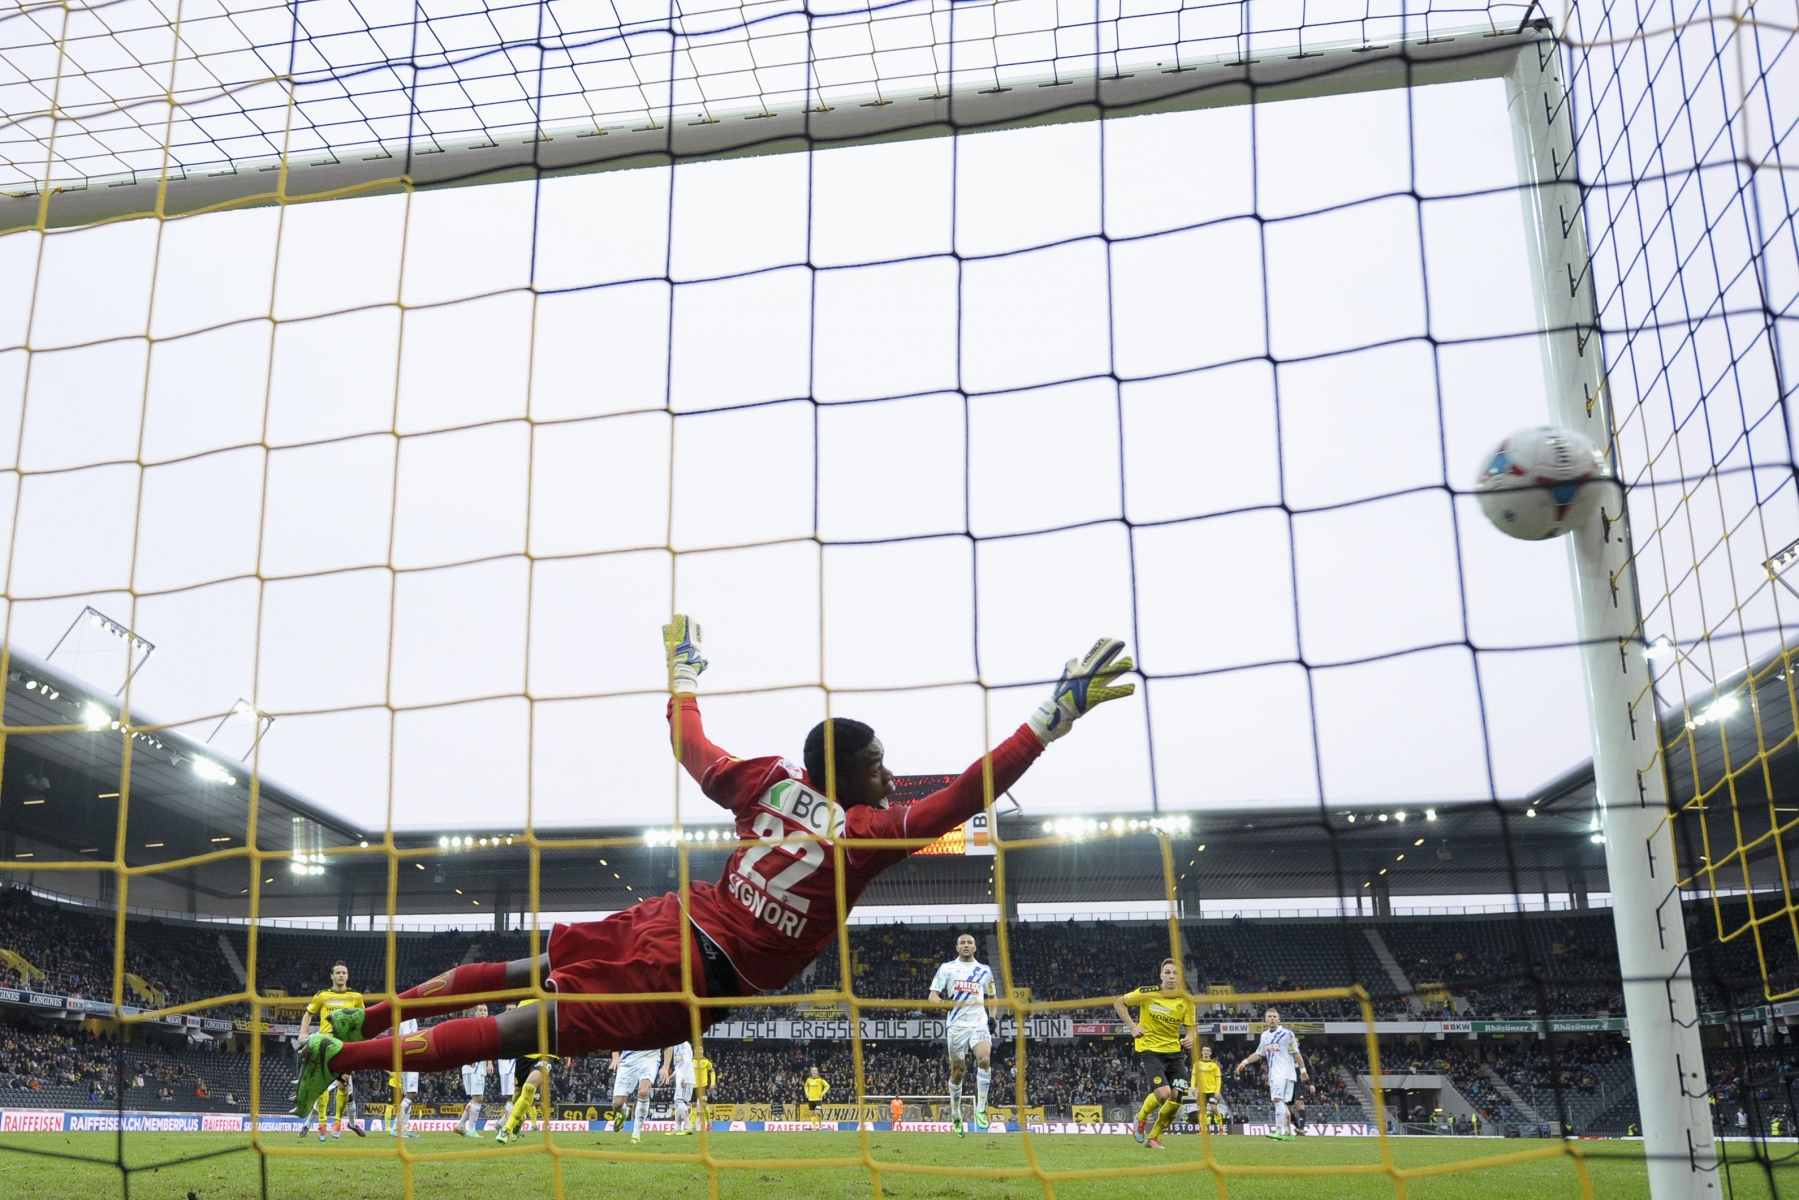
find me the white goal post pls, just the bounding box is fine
[1,14,1717,1197]
[1508,35,1720,1200]
[11,23,1540,232]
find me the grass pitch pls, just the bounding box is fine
[1,1131,1791,1200]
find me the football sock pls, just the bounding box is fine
[398,1098,412,1134]
[360,961,511,1038]
[949,1079,962,1121]
[330,1015,501,1074]
[465,1101,480,1132]
[675,1099,688,1128]
[1138,1093,1160,1122]
[1275,1100,1289,1133]
[634,1097,648,1132]
[1151,1100,1180,1140]
[1293,1105,1306,1132]
[976,1068,990,1113]
[333,1085,346,1126]
[507,1083,537,1132]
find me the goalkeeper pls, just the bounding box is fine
[293,617,1134,1115]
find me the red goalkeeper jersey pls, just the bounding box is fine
[670,697,1043,993]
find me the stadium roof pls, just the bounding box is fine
[1,639,1792,923]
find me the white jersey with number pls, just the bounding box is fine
[930,958,995,1029]
[1257,1026,1299,1082]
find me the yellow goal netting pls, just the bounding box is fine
[0,0,1795,1196]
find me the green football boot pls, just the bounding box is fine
[973,1109,989,1132]
[290,1032,343,1120]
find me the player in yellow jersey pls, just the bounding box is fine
[690,1052,716,1132]
[803,1066,831,1129]
[298,962,366,1140]
[496,998,558,1145]
[1113,957,1196,1151]
[1193,1042,1225,1136]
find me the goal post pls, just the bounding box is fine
[1507,37,1720,1200]
[5,23,1540,234]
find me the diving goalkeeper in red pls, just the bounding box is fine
[292,617,1134,1116]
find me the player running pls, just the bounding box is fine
[929,933,997,1136]
[1234,1007,1313,1139]
[608,1046,672,1144]
[297,962,365,1140]
[457,1004,493,1137]
[1116,958,1196,1150]
[291,618,1134,1118]
[497,998,559,1143]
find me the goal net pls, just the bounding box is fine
[0,0,1792,1194]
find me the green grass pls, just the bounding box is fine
[0,1132,1793,1200]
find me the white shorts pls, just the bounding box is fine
[946,1022,990,1060]
[674,1066,695,1102]
[1270,1076,1296,1104]
[497,1060,516,1096]
[612,1052,660,1099]
[400,1072,419,1095]
[461,1065,488,1097]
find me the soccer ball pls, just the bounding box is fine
[1474,426,1607,541]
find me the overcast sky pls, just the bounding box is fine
[2,41,1784,834]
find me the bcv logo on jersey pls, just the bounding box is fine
[762,780,846,842]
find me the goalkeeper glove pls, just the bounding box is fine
[662,615,708,694]
[1027,637,1135,744]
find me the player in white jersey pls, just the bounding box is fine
[457,1004,492,1137]
[610,1046,673,1144]
[667,1042,697,1136]
[1233,1007,1312,1139]
[929,932,998,1137]
[387,1018,422,1138]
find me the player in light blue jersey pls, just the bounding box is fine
[930,933,998,1136]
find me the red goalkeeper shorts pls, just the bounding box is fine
[546,892,742,1055]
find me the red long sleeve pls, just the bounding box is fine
[667,695,732,789]
[667,695,800,815]
[853,725,1044,862]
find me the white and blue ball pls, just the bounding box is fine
[1475,426,1607,541]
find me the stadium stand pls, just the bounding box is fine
[9,884,1799,1134]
